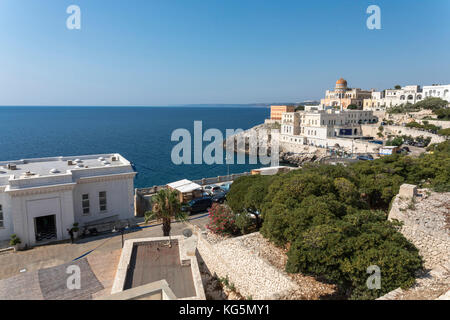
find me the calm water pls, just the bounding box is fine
[0,106,269,188]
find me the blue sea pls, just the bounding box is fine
[0,106,270,188]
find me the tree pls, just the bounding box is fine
[347,104,359,110]
[434,108,450,120]
[414,97,448,111]
[226,174,272,229]
[386,136,403,147]
[295,105,305,111]
[144,189,186,236]
[394,85,401,90]
[438,128,450,137]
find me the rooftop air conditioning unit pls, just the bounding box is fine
[7,163,17,170]
[111,156,119,161]
[67,160,74,165]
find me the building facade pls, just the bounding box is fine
[364,85,426,109]
[422,84,450,101]
[0,154,136,247]
[320,78,372,109]
[363,91,386,110]
[270,105,295,121]
[281,109,378,148]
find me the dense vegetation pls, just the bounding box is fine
[433,107,450,120]
[226,140,450,299]
[387,97,448,115]
[405,121,440,134]
[385,134,431,147]
[438,128,450,137]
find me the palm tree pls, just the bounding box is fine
[144,189,187,236]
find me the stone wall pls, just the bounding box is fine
[378,186,450,300]
[195,229,298,300]
[418,119,450,129]
[388,188,450,270]
[361,124,446,144]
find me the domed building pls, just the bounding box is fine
[320,78,372,109]
[335,78,348,92]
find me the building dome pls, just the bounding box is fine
[336,78,348,86]
[335,78,348,92]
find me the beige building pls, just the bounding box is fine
[320,78,372,109]
[270,105,295,121]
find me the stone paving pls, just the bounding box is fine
[0,215,209,299]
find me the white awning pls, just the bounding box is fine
[252,166,292,175]
[167,179,202,193]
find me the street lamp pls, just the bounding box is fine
[112,224,130,248]
[225,153,231,177]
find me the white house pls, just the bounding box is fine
[383,85,424,107]
[422,84,450,101]
[0,153,136,248]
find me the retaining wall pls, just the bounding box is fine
[195,229,297,300]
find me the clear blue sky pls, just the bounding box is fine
[0,0,449,106]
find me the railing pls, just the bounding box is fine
[136,172,252,196]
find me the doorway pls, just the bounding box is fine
[34,215,57,242]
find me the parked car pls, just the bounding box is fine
[204,185,222,195]
[415,142,425,148]
[182,196,213,214]
[219,182,233,192]
[401,146,410,152]
[403,140,414,146]
[356,155,374,161]
[211,191,227,204]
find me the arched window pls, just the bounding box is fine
[400,95,405,100]
[444,89,449,97]
[417,95,422,100]
[407,95,413,100]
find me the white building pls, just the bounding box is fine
[363,91,386,110]
[422,84,450,101]
[380,85,424,108]
[281,109,378,148]
[0,153,136,247]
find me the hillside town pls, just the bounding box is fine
[259,78,450,164]
[0,78,449,301]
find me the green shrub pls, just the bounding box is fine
[226,140,450,299]
[438,128,450,137]
[235,213,254,235]
[9,234,21,246]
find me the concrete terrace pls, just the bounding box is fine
[124,240,196,298]
[0,215,208,299]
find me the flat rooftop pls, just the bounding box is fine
[0,153,131,182]
[124,240,196,299]
[111,236,205,300]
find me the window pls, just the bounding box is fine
[99,191,107,212]
[82,194,90,215]
[0,205,3,228]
